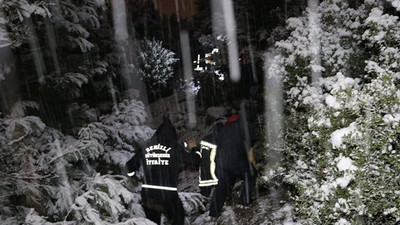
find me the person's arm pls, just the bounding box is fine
[125,148,143,177]
[176,139,202,169]
[187,139,202,165]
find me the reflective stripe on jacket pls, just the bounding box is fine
[199,140,218,187]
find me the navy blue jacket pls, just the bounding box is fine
[126,118,200,191]
[198,113,255,189]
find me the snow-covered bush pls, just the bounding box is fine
[267,0,400,224]
[0,98,157,224]
[0,0,50,48]
[138,38,179,91]
[99,99,155,166]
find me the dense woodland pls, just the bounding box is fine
[0,0,400,224]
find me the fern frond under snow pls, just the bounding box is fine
[71,174,138,223]
[8,101,39,117]
[78,123,107,141]
[63,72,89,88]
[114,218,157,225]
[47,124,105,163]
[5,116,45,142]
[54,185,73,215]
[119,125,154,144]
[34,127,63,152]
[117,100,148,125]
[63,21,90,38]
[78,6,100,28]
[99,99,154,153]
[103,149,132,166]
[72,36,94,52]
[93,174,137,204]
[24,208,75,225]
[63,139,104,162]
[179,192,208,215]
[48,72,89,97]
[88,0,106,8]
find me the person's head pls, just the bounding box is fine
[225,100,240,117]
[153,116,178,146]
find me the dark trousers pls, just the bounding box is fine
[209,165,256,217]
[200,185,214,197]
[141,188,185,225]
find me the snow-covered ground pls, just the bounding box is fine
[177,170,300,225]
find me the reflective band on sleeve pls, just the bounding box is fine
[200,141,217,149]
[142,184,178,191]
[199,179,219,187]
[208,144,218,181]
[127,171,135,177]
[199,140,218,185]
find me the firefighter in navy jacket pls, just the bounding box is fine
[197,122,223,197]
[125,118,199,225]
[199,103,257,217]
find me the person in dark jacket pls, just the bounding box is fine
[125,117,200,225]
[198,102,257,217]
[197,122,223,197]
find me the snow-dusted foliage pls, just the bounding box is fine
[54,0,106,52]
[100,99,155,166]
[179,78,201,97]
[268,0,400,224]
[0,0,107,99]
[388,0,400,11]
[179,192,208,216]
[139,38,179,90]
[71,174,139,224]
[0,98,157,224]
[0,0,104,51]
[0,0,50,47]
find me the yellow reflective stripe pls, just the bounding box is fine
[200,141,217,149]
[127,171,135,177]
[199,183,218,187]
[196,151,202,158]
[199,140,218,183]
[142,184,177,191]
[249,147,256,165]
[199,179,219,184]
[199,179,219,187]
[209,143,218,181]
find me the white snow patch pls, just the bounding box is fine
[192,213,215,225]
[321,72,360,93]
[383,113,400,125]
[319,183,334,200]
[334,198,350,214]
[105,150,132,166]
[383,207,398,215]
[334,218,351,225]
[337,156,357,172]
[309,116,332,128]
[336,174,354,188]
[334,156,357,188]
[272,204,301,225]
[325,94,341,109]
[310,64,325,73]
[331,122,360,149]
[390,0,400,11]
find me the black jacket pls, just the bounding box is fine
[126,118,200,191]
[126,118,183,190]
[199,114,255,185]
[198,122,222,188]
[215,118,250,172]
